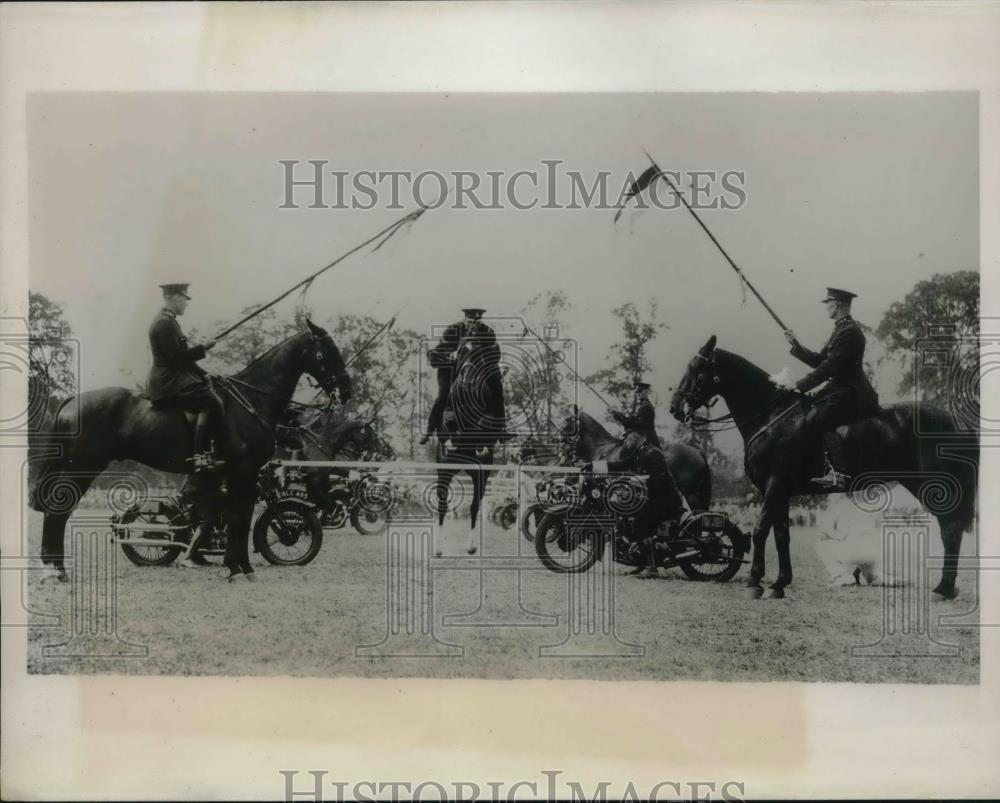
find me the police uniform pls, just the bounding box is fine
[424,308,507,439]
[602,433,684,574]
[146,283,223,466]
[790,287,878,481]
[612,382,661,448]
[147,307,212,405]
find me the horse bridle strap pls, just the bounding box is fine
[215,377,275,441]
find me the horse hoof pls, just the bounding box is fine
[244,572,257,583]
[434,549,443,558]
[765,587,785,600]
[467,545,478,555]
[40,568,68,584]
[745,586,764,600]
[932,584,958,601]
[225,571,245,583]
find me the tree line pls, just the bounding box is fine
[28,270,980,490]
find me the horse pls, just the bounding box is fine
[561,410,713,512]
[433,340,507,555]
[669,335,978,600]
[275,406,389,516]
[29,320,352,582]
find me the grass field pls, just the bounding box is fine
[24,506,979,683]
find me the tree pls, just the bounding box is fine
[504,291,576,442]
[875,271,979,406]
[197,306,299,374]
[586,300,667,413]
[28,292,76,403]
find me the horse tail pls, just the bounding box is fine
[948,434,978,535]
[907,403,978,534]
[28,395,75,512]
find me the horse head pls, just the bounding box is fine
[670,335,719,423]
[303,320,352,403]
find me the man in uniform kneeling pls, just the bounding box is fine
[584,431,686,579]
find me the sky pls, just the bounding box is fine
[28,92,978,446]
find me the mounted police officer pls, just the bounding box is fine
[421,307,509,445]
[780,287,879,491]
[146,283,223,473]
[611,380,661,448]
[585,431,685,579]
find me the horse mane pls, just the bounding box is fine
[714,349,773,385]
[233,330,309,379]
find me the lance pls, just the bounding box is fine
[641,148,790,333]
[344,305,407,368]
[212,207,428,341]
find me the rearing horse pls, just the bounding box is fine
[434,338,506,554]
[670,335,977,599]
[30,321,351,581]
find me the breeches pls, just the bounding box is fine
[175,385,224,418]
[805,390,859,436]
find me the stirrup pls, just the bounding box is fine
[811,466,849,490]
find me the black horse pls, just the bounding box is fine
[30,321,351,581]
[433,341,506,554]
[562,410,713,511]
[670,335,978,599]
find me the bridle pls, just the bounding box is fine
[675,352,731,427]
[305,332,342,398]
[676,351,808,434]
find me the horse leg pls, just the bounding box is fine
[746,478,783,598]
[767,489,792,599]
[436,469,455,527]
[746,510,772,598]
[466,467,486,555]
[899,477,964,600]
[223,477,256,580]
[41,513,72,581]
[38,472,97,581]
[932,520,963,600]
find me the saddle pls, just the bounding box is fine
[147,396,199,426]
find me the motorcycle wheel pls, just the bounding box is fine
[350,505,388,536]
[498,504,517,530]
[121,538,184,567]
[678,522,746,583]
[534,513,603,574]
[120,504,185,567]
[254,499,324,566]
[519,502,546,543]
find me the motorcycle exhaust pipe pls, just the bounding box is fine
[110,536,183,548]
[111,523,185,534]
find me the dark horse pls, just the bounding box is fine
[30,321,351,581]
[670,335,978,599]
[433,341,506,554]
[562,410,713,512]
[275,406,389,509]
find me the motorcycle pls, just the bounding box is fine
[277,466,395,535]
[111,463,324,567]
[490,495,519,530]
[520,475,580,543]
[533,471,748,580]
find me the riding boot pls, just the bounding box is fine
[190,412,219,473]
